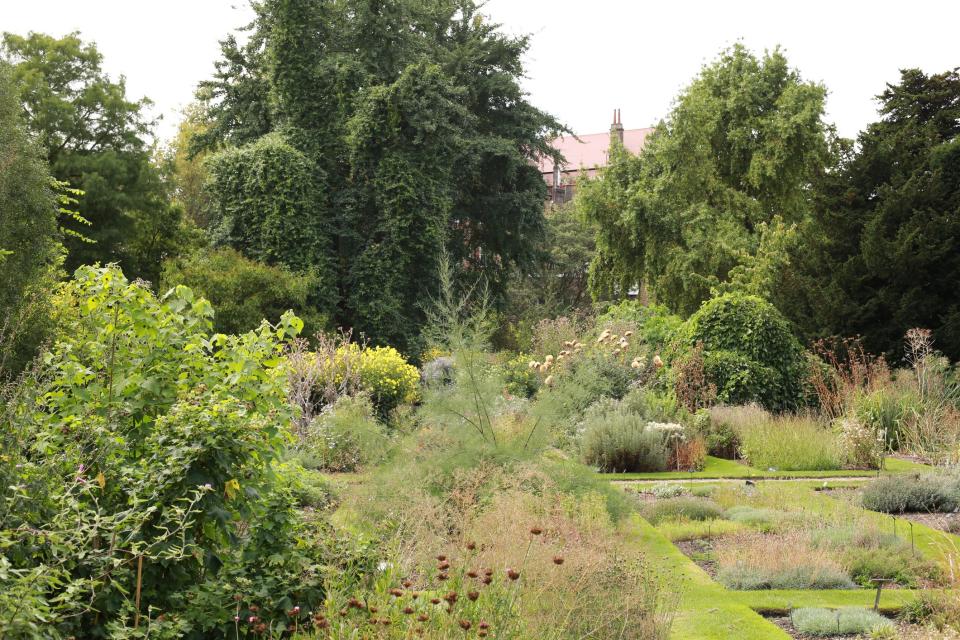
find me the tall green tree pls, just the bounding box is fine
[2,31,187,284]
[0,63,61,371]
[579,45,831,315]
[198,0,563,352]
[785,69,960,360]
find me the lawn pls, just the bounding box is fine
[600,455,932,481]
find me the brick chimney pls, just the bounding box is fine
[610,108,624,145]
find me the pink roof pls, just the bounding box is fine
[539,127,653,174]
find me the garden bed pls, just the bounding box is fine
[767,613,928,639]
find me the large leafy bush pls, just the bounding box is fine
[0,265,343,638]
[160,247,328,336]
[677,293,807,411]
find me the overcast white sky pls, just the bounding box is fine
[4,1,958,143]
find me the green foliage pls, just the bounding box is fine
[579,44,830,314]
[297,395,389,473]
[356,346,421,418]
[784,68,960,360]
[596,302,682,352]
[580,401,671,472]
[641,497,725,525]
[161,247,328,336]
[498,204,597,350]
[692,410,741,459]
[0,264,339,637]
[499,352,541,398]
[852,386,920,449]
[678,293,807,410]
[734,414,844,471]
[0,63,61,372]
[2,31,188,284]
[716,562,855,591]
[861,474,960,513]
[534,351,640,438]
[199,0,564,352]
[790,608,894,637]
[724,506,779,528]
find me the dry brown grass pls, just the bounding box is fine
[339,460,675,639]
[714,531,853,590]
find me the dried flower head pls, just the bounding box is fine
[553,556,565,565]
[467,591,479,601]
[506,568,520,581]
[459,620,472,631]
[530,526,543,535]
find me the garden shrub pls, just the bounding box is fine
[0,265,338,637]
[596,301,682,351]
[842,547,938,588]
[357,345,421,416]
[620,387,686,423]
[500,351,540,397]
[790,607,894,637]
[298,394,389,472]
[692,409,741,459]
[580,403,670,472]
[641,498,725,524]
[677,293,807,411]
[836,417,884,469]
[861,474,960,513]
[160,247,328,336]
[651,483,689,499]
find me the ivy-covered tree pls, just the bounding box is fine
[2,31,187,284]
[784,69,960,360]
[0,63,61,371]
[579,45,832,315]
[198,0,564,352]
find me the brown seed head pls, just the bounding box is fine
[436,555,447,562]
[553,555,565,565]
[437,572,449,581]
[403,606,415,614]
[467,591,479,601]
[479,621,490,629]
[459,620,472,631]
[467,570,478,578]
[443,591,458,604]
[417,613,429,622]
[437,560,450,570]
[389,588,404,597]
[466,541,476,550]
[430,598,441,605]
[530,526,543,536]
[507,568,520,581]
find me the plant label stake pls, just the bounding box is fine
[870,578,893,611]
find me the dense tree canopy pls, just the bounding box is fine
[0,63,61,370]
[783,68,960,360]
[2,31,187,284]
[579,45,831,315]
[198,0,564,353]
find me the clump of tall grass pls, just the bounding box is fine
[729,410,845,471]
[790,607,894,637]
[641,497,724,525]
